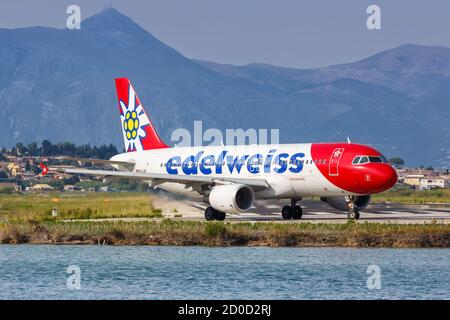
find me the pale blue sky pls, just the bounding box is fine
[1,0,450,68]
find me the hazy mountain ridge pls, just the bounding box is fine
[0,8,449,167]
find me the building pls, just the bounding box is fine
[403,175,424,188]
[22,171,36,180]
[31,184,54,191]
[64,185,81,191]
[419,178,450,190]
[0,161,9,171]
[7,163,22,177]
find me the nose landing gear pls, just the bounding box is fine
[281,199,303,220]
[346,196,360,220]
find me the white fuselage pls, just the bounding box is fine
[111,143,349,199]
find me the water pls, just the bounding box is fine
[0,245,449,299]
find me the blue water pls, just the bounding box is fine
[0,246,449,299]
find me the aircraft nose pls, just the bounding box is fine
[376,164,397,192]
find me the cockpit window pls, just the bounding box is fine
[353,155,388,165]
[359,156,369,164]
[369,156,382,163]
[352,156,361,164]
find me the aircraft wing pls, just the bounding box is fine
[56,156,135,170]
[64,168,269,190]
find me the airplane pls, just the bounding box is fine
[62,78,398,221]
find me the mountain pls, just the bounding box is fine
[0,8,449,167]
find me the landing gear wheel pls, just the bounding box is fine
[282,205,293,220]
[205,207,215,221]
[215,211,226,221]
[292,205,303,220]
[347,208,360,220]
[204,207,226,221]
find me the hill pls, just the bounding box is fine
[0,8,449,167]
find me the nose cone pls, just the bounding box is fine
[373,164,398,193]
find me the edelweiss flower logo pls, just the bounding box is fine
[119,85,150,151]
[333,149,342,158]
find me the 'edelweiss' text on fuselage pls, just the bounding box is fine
[165,150,305,175]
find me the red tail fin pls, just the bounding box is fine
[115,78,169,152]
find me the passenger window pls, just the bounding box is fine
[352,156,361,164]
[359,156,369,164]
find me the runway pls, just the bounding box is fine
[153,196,450,224]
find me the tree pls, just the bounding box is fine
[389,157,404,168]
[32,164,41,175]
[25,160,31,172]
[0,170,8,179]
[64,175,80,185]
[41,140,53,155]
[27,142,39,156]
[15,143,27,155]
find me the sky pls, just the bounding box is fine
[1,0,450,68]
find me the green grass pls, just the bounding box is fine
[0,192,163,221]
[0,191,449,247]
[372,188,450,204]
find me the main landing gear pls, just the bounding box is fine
[281,199,303,220]
[204,206,226,221]
[346,196,360,220]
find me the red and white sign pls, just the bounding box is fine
[39,163,49,176]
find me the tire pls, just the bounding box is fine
[282,205,293,220]
[347,208,360,220]
[205,207,215,221]
[292,205,303,220]
[215,211,226,221]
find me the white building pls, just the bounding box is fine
[419,178,449,190]
[31,184,54,191]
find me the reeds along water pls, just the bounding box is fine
[1,220,449,247]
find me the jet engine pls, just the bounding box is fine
[320,195,371,211]
[209,184,254,213]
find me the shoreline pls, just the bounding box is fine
[1,219,449,248]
